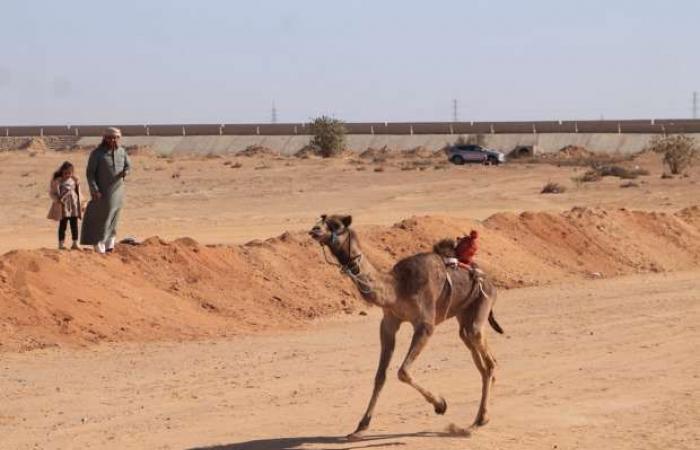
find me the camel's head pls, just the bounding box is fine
[309,214,357,263]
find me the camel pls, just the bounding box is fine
[309,214,504,439]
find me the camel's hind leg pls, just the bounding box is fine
[348,313,400,439]
[458,297,497,427]
[396,321,448,415]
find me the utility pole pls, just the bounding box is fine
[693,92,698,119]
[271,102,278,124]
[452,98,458,122]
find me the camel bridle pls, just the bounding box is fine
[315,220,373,295]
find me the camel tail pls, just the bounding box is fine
[488,310,504,334]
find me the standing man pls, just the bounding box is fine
[80,127,131,254]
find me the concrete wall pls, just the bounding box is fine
[73,132,700,156]
[4,119,700,156]
[3,119,700,137]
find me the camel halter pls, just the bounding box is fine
[316,223,374,295]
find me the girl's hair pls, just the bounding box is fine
[53,161,74,180]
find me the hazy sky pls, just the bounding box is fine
[1,0,698,125]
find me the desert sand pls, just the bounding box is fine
[0,146,699,449]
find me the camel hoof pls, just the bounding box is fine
[473,416,490,427]
[434,397,448,415]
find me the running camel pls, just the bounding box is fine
[309,214,504,439]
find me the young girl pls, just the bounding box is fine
[47,161,82,249]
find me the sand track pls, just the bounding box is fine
[1,206,699,352]
[1,270,698,449]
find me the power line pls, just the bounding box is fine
[452,99,458,122]
[271,102,278,124]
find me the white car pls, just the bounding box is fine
[447,144,506,165]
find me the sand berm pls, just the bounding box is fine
[1,206,699,352]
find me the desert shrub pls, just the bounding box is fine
[620,181,639,188]
[648,135,697,174]
[541,182,566,194]
[597,165,649,179]
[577,169,603,183]
[575,165,649,183]
[309,116,346,158]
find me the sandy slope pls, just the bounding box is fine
[2,206,699,352]
[1,271,698,450]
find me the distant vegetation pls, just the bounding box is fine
[648,135,697,175]
[541,182,566,194]
[573,165,650,184]
[309,116,346,158]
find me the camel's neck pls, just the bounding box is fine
[346,255,394,307]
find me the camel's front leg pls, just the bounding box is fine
[396,322,447,415]
[348,314,400,440]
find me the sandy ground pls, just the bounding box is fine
[1,149,698,253]
[1,270,698,450]
[1,148,699,449]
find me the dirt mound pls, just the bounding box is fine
[402,146,438,158]
[542,145,596,160]
[238,145,279,157]
[359,146,398,160]
[294,144,321,159]
[1,207,699,352]
[18,137,50,153]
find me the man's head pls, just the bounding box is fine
[102,127,122,149]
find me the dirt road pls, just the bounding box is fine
[2,271,698,450]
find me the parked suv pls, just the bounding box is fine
[447,144,505,165]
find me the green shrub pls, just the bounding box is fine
[648,135,697,174]
[309,116,346,158]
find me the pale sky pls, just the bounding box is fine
[1,0,698,125]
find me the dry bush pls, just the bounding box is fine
[309,116,346,158]
[239,145,278,157]
[597,165,649,179]
[620,181,639,188]
[648,135,697,174]
[575,169,603,183]
[574,165,649,183]
[374,166,385,173]
[511,146,631,168]
[541,182,566,194]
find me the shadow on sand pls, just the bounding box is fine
[190,431,460,450]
